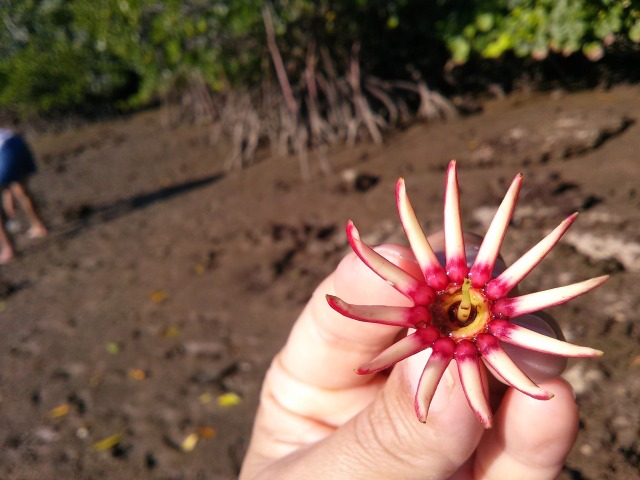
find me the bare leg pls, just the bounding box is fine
[0,193,14,264]
[2,189,16,219]
[10,181,47,239]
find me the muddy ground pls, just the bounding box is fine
[0,86,639,479]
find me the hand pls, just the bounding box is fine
[240,243,579,479]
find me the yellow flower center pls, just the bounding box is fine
[431,278,491,341]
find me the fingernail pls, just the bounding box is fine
[502,313,568,382]
[512,310,565,341]
[374,245,419,265]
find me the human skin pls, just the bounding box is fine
[240,236,579,480]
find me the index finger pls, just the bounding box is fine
[280,244,421,390]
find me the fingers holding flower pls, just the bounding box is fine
[328,160,606,427]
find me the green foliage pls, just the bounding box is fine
[0,0,135,115]
[444,0,640,65]
[0,0,267,116]
[0,0,638,119]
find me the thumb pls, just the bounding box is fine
[302,351,484,479]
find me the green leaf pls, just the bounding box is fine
[448,36,470,64]
[630,19,640,42]
[482,32,513,59]
[475,13,494,33]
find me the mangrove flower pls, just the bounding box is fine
[326,160,607,428]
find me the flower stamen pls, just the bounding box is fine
[457,278,472,323]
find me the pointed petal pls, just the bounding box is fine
[347,221,435,305]
[415,338,455,422]
[486,213,579,299]
[326,295,431,328]
[455,340,492,428]
[396,178,449,290]
[476,333,553,400]
[469,174,523,287]
[444,160,468,283]
[489,319,604,357]
[356,326,440,374]
[492,276,609,318]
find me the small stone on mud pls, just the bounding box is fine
[580,444,594,456]
[34,426,59,444]
[183,341,226,357]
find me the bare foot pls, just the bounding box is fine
[0,247,14,265]
[27,225,48,239]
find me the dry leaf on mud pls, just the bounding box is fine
[92,434,122,451]
[128,368,146,380]
[161,326,181,338]
[150,290,168,303]
[197,427,216,439]
[48,404,70,419]
[217,392,242,407]
[180,433,199,452]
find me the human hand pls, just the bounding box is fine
[240,239,579,480]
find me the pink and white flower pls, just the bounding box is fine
[327,160,607,428]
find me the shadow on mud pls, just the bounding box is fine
[59,172,224,239]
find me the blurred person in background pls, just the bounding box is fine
[0,128,48,264]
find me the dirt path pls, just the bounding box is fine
[1,86,639,479]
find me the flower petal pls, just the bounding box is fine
[414,338,455,422]
[347,221,435,305]
[476,333,553,400]
[488,319,604,357]
[492,275,609,318]
[486,213,579,299]
[326,294,431,328]
[444,160,468,283]
[396,178,449,290]
[469,174,523,287]
[455,340,492,428]
[356,326,440,375]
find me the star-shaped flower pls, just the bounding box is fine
[327,160,607,428]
